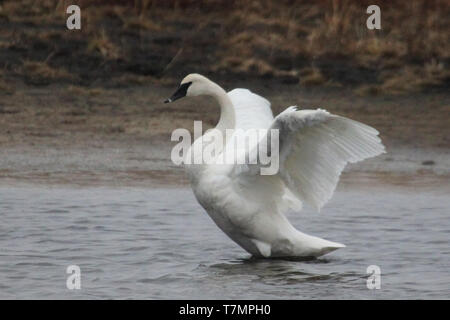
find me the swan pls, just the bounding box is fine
[164,73,385,258]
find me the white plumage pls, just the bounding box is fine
[166,74,385,258]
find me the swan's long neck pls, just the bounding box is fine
[185,79,236,182]
[205,81,235,132]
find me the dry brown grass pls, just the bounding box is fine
[214,0,450,93]
[87,29,122,60]
[66,85,104,96]
[0,70,14,94]
[1,0,448,94]
[356,59,450,95]
[21,61,75,85]
[299,68,327,86]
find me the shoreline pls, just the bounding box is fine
[1,83,449,189]
[1,142,449,189]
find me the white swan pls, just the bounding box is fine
[165,73,385,258]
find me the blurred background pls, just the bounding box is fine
[0,1,449,300]
[0,0,449,184]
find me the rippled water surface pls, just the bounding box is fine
[0,183,449,299]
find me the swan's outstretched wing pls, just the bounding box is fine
[234,107,385,211]
[228,89,274,130]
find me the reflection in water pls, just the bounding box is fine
[206,258,365,287]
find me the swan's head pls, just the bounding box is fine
[164,73,214,103]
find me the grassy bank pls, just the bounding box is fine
[0,0,449,94]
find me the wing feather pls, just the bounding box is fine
[227,92,385,212]
[228,88,273,130]
[273,108,385,210]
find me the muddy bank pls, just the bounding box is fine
[1,140,449,188]
[0,83,449,187]
[1,83,449,149]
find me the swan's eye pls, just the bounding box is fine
[164,81,192,103]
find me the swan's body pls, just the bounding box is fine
[165,74,385,258]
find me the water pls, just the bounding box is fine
[0,182,449,299]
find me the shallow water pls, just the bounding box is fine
[0,182,449,299]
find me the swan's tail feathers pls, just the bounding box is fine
[313,238,346,256]
[294,233,346,257]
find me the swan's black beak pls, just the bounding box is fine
[164,81,192,103]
